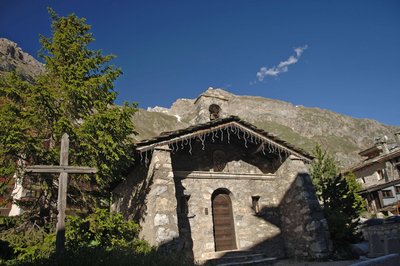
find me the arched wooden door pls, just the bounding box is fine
[212,193,237,251]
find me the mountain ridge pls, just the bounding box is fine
[1,37,398,168]
[144,87,399,167]
[0,38,44,81]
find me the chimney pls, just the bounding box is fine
[395,132,400,147]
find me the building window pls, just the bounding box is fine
[25,191,34,198]
[377,170,384,181]
[382,190,394,198]
[395,186,400,194]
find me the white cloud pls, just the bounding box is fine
[255,45,308,82]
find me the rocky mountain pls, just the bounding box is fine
[0,38,44,81]
[140,88,400,168]
[1,37,398,168]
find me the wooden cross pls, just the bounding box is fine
[25,133,97,262]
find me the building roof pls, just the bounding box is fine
[358,145,382,158]
[134,115,313,162]
[358,178,400,194]
[346,148,400,174]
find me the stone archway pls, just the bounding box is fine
[212,189,237,251]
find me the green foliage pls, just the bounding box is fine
[0,73,37,198]
[310,145,365,256]
[310,144,339,205]
[0,215,55,263]
[65,208,141,251]
[344,172,365,214]
[0,9,137,218]
[36,8,137,191]
[322,175,362,244]
[0,210,194,266]
[0,9,194,266]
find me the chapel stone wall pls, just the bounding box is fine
[172,143,288,259]
[113,146,180,249]
[276,156,332,259]
[111,163,151,221]
[192,88,232,124]
[178,176,286,259]
[113,138,331,260]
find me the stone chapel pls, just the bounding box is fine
[112,90,331,261]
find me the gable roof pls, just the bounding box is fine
[135,116,313,162]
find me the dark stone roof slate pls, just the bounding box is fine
[135,116,313,160]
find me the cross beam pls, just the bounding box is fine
[26,165,97,174]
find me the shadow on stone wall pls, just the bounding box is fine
[113,160,153,222]
[174,176,195,260]
[171,139,284,174]
[167,138,330,261]
[157,171,331,263]
[113,137,330,263]
[215,172,331,261]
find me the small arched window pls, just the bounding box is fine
[209,104,221,120]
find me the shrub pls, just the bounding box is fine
[0,215,55,264]
[1,209,194,265]
[65,208,141,251]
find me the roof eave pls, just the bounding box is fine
[134,116,313,162]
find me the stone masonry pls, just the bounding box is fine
[277,156,331,258]
[112,117,332,261]
[138,146,179,248]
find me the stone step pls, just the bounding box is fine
[217,257,277,266]
[203,250,263,260]
[203,250,277,266]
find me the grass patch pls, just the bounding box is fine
[253,120,317,153]
[131,109,189,141]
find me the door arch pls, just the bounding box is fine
[212,189,237,251]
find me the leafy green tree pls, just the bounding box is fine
[310,145,364,254]
[0,73,40,204]
[0,9,136,222]
[310,144,339,206]
[344,172,365,214]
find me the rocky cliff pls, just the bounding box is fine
[0,38,44,81]
[143,88,400,168]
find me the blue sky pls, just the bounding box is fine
[1,0,399,125]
